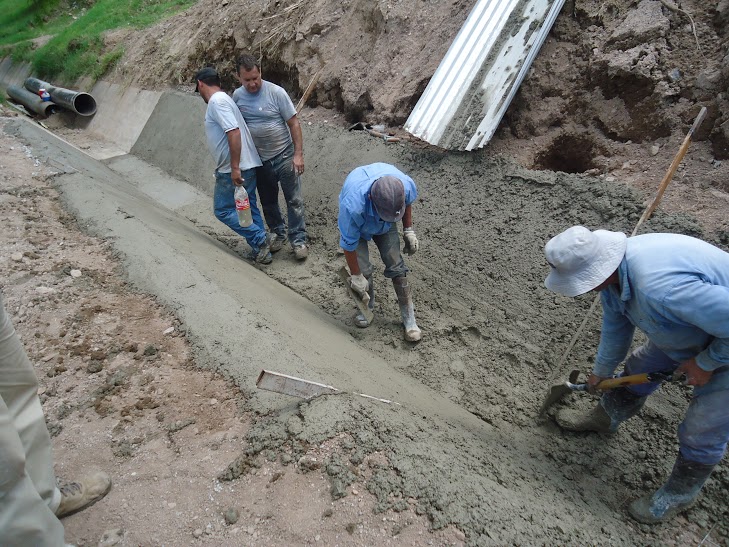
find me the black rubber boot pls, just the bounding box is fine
[628,454,716,524]
[556,388,647,433]
[392,276,421,341]
[354,275,374,328]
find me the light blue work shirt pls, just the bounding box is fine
[338,163,418,252]
[204,91,261,173]
[233,81,297,161]
[595,233,729,394]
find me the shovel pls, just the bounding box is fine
[338,266,374,324]
[538,370,677,418]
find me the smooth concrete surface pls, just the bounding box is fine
[5,117,491,435]
[84,81,161,154]
[131,90,215,195]
[0,57,32,90]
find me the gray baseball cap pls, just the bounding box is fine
[370,176,406,222]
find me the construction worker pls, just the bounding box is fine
[338,163,421,342]
[233,54,309,260]
[195,66,273,264]
[0,294,111,544]
[543,226,729,524]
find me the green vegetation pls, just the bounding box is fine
[0,0,196,83]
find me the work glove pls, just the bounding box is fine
[349,273,370,305]
[403,227,419,255]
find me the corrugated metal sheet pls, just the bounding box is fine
[404,0,566,151]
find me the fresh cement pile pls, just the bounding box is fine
[5,89,726,543]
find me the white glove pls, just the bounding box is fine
[349,273,370,304]
[403,227,419,255]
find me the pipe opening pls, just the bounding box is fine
[73,93,97,116]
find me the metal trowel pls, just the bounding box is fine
[338,266,373,324]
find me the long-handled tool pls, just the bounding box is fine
[538,106,707,420]
[539,371,678,417]
[338,266,374,324]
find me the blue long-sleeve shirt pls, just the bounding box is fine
[595,233,729,393]
[338,163,418,251]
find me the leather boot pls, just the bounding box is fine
[556,388,646,433]
[392,276,422,342]
[354,275,374,328]
[628,454,716,524]
[56,471,112,519]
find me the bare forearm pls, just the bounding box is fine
[289,117,304,155]
[344,249,360,275]
[226,129,242,169]
[402,204,413,229]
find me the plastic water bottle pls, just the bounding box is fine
[234,185,253,227]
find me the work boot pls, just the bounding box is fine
[354,275,374,328]
[628,454,716,524]
[270,234,286,253]
[254,234,274,264]
[55,471,112,519]
[293,243,309,260]
[392,276,422,342]
[556,388,646,433]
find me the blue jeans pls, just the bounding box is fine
[622,342,729,465]
[256,143,307,246]
[356,223,408,279]
[214,169,267,251]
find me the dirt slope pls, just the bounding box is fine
[111,0,729,176]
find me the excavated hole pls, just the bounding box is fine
[534,134,598,174]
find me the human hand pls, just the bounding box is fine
[587,373,608,395]
[349,273,370,304]
[231,167,243,187]
[403,227,418,255]
[293,153,304,176]
[676,358,713,387]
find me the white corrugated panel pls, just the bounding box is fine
[405,0,566,151]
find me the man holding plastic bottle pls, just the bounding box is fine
[195,66,273,264]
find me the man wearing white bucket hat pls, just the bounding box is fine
[543,226,729,524]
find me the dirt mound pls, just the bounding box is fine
[112,0,729,165]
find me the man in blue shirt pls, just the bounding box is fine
[543,226,729,524]
[196,67,273,264]
[338,163,421,341]
[233,54,309,260]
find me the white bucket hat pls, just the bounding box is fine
[544,226,627,297]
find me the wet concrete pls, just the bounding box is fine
[4,83,727,543]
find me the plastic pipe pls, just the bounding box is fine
[24,77,97,116]
[6,85,59,118]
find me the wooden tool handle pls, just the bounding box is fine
[596,373,651,390]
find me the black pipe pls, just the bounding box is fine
[24,77,96,116]
[6,85,59,118]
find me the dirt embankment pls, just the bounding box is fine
[111,1,729,174]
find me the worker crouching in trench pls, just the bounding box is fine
[338,163,422,342]
[543,226,729,524]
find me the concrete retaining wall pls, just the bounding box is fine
[130,90,215,194]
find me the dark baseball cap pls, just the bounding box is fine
[370,176,406,222]
[194,67,219,92]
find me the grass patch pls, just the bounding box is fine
[0,0,195,83]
